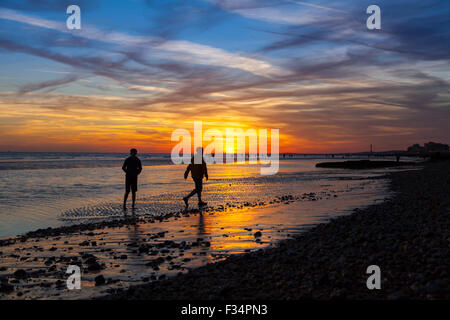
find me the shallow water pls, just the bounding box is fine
[0,152,403,237]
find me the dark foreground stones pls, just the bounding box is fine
[95,275,106,286]
[13,269,27,280]
[101,161,450,300]
[0,281,14,293]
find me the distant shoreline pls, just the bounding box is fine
[316,160,419,169]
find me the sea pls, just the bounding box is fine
[0,152,416,238]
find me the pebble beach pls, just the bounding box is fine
[102,161,450,300]
[1,160,447,300]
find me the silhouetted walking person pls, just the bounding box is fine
[183,147,208,207]
[122,148,142,210]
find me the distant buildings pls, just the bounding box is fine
[407,141,449,154]
[407,144,424,153]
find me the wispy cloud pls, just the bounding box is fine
[288,0,346,13]
[18,75,78,94]
[0,7,285,78]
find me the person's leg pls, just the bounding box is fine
[183,182,198,206]
[123,191,129,210]
[195,178,206,206]
[131,191,136,208]
[128,176,137,209]
[183,180,197,206]
[124,175,131,210]
[186,189,197,199]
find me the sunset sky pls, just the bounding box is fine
[0,0,448,153]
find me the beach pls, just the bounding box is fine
[100,161,450,300]
[0,155,406,299]
[1,157,447,300]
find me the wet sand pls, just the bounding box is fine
[0,177,387,299]
[100,161,449,300]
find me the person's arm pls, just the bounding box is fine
[184,164,191,179]
[137,159,142,175]
[122,159,127,173]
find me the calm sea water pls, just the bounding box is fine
[0,152,405,238]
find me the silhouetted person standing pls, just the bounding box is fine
[183,147,208,207]
[122,148,142,210]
